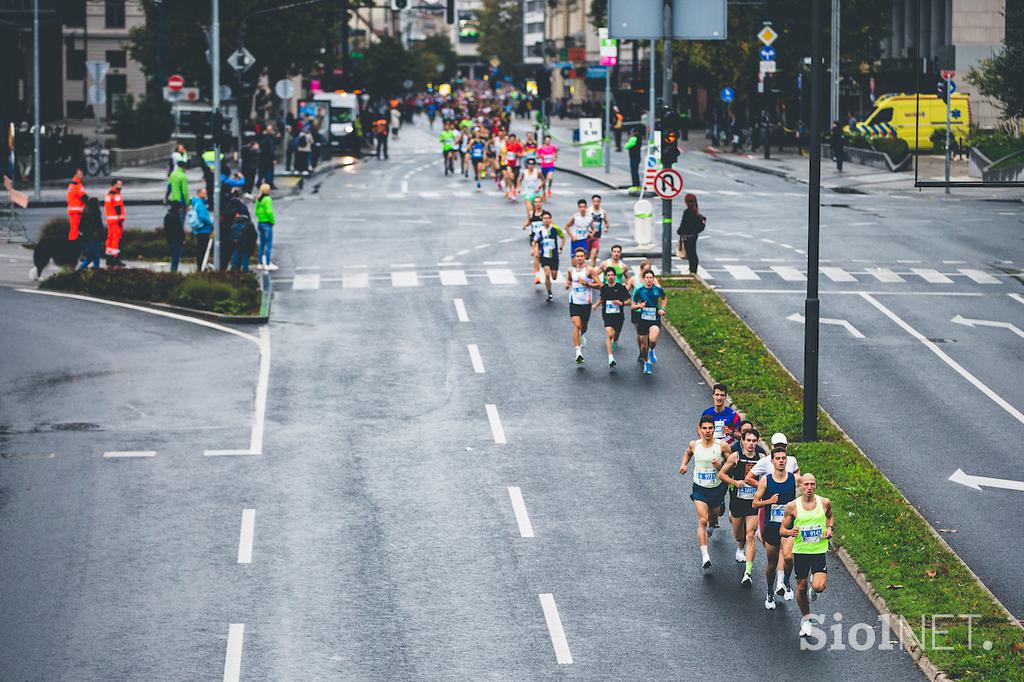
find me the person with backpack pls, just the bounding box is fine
[676,192,706,277]
[254,183,277,271]
[187,187,214,269]
[163,202,185,273]
[373,114,389,160]
[76,197,105,271]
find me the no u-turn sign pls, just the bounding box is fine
[653,168,684,200]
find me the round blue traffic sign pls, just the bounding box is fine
[721,87,735,103]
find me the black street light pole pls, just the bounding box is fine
[803,0,824,441]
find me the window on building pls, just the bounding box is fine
[526,22,544,34]
[66,100,86,118]
[62,0,86,27]
[526,0,544,11]
[66,49,85,80]
[106,73,127,118]
[106,49,127,68]
[105,0,125,28]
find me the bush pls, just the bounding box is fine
[40,269,261,316]
[970,130,1024,162]
[844,132,872,150]
[112,95,175,148]
[39,217,71,243]
[870,135,910,163]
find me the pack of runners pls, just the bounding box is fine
[679,384,834,638]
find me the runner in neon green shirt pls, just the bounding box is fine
[781,473,834,639]
[439,122,456,176]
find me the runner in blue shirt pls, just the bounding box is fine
[631,269,666,375]
[469,134,486,189]
[702,382,741,441]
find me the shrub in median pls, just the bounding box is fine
[40,269,261,316]
[662,280,1023,680]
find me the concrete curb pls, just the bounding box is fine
[659,278,1021,682]
[706,152,793,180]
[552,164,629,191]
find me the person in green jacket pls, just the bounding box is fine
[254,183,277,270]
[624,126,643,191]
[166,161,189,217]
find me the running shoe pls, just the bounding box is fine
[534,273,541,285]
[575,354,584,365]
[741,573,753,588]
[735,549,745,563]
[649,348,657,363]
[702,557,712,570]
[608,358,616,368]
[764,592,776,610]
[783,585,795,602]
[643,361,652,375]
[546,293,553,303]
[799,620,814,638]
[267,263,279,271]
[775,582,786,597]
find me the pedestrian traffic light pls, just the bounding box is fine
[660,108,682,166]
[936,79,949,102]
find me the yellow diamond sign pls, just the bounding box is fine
[757,26,778,46]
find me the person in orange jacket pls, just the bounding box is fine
[104,178,126,266]
[66,167,87,240]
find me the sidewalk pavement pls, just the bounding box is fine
[543,117,1022,202]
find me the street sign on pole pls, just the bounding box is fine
[274,78,295,100]
[759,45,776,61]
[940,69,955,80]
[85,61,110,83]
[228,47,255,72]
[87,84,106,105]
[167,74,184,92]
[610,0,726,40]
[653,168,684,199]
[757,25,778,45]
[720,87,735,102]
[759,61,777,73]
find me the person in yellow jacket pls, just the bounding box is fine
[103,179,126,266]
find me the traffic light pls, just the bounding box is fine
[660,108,682,166]
[936,79,949,102]
[446,0,455,23]
[391,0,408,9]
[536,68,551,99]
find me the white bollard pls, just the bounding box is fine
[633,199,654,247]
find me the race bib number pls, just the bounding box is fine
[641,307,657,321]
[542,238,555,256]
[542,154,554,164]
[605,302,621,314]
[769,504,786,524]
[697,471,718,484]
[471,150,483,160]
[573,226,588,240]
[737,485,757,500]
[507,152,516,160]
[800,524,823,544]
[572,285,588,298]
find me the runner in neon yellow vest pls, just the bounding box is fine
[782,473,834,640]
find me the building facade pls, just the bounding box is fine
[881,0,1007,127]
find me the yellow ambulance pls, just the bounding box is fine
[846,93,970,151]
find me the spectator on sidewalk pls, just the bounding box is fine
[241,140,260,194]
[226,188,254,272]
[258,125,277,188]
[676,193,706,277]
[612,106,624,151]
[373,113,389,160]
[66,167,87,241]
[624,127,642,191]
[294,128,312,174]
[76,197,105,271]
[166,160,189,214]
[254,183,276,271]
[189,187,214,269]
[170,142,189,173]
[390,107,402,139]
[163,202,185,273]
[15,122,33,184]
[830,121,845,173]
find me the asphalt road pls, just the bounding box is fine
[0,121,932,679]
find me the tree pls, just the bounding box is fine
[476,0,522,71]
[589,0,607,31]
[409,34,458,87]
[359,38,412,97]
[127,0,342,96]
[966,2,1024,122]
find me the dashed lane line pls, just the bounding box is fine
[237,509,255,564]
[539,594,573,664]
[223,623,244,682]
[507,486,535,538]
[453,298,469,322]
[103,450,156,458]
[467,344,485,373]
[485,404,507,444]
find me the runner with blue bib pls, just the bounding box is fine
[753,446,798,610]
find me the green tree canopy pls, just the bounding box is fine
[476,0,522,70]
[966,2,1024,122]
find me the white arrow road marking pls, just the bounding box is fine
[862,293,1024,426]
[787,312,865,339]
[951,314,1024,339]
[948,469,1024,492]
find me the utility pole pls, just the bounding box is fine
[830,0,839,124]
[944,72,952,195]
[156,0,165,95]
[212,0,222,270]
[32,0,41,201]
[341,0,350,88]
[803,0,824,441]
[647,40,654,138]
[660,0,673,276]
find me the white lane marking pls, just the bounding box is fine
[485,404,507,444]
[507,486,535,538]
[343,271,369,288]
[292,274,321,290]
[860,293,1024,425]
[761,238,777,244]
[822,266,857,282]
[500,237,518,243]
[866,267,904,283]
[723,265,760,280]
[849,221,877,226]
[778,243,795,250]
[771,265,806,281]
[951,314,1024,339]
[391,271,420,287]
[2,452,55,460]
[397,219,431,224]
[295,265,321,270]
[103,450,156,458]
[223,623,244,682]
[418,191,441,199]
[438,261,464,267]
[1011,293,1024,306]
[456,249,470,256]
[714,257,740,262]
[539,594,573,664]
[439,269,468,286]
[911,267,953,284]
[237,509,255,564]
[18,289,258,346]
[959,268,999,284]
[897,260,922,264]
[400,180,408,194]
[712,288,984,297]
[483,260,508,265]
[717,189,742,196]
[454,298,469,322]
[943,260,967,264]
[786,312,865,338]
[949,468,1024,492]
[206,326,270,456]
[344,264,368,269]
[696,265,714,280]
[467,344,485,373]
[390,263,416,268]
[487,268,517,284]
[441,255,455,262]
[474,243,492,250]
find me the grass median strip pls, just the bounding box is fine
[662,279,1023,680]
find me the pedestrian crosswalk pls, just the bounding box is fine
[283,264,1013,291]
